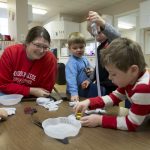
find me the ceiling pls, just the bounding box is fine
[29,0,124,23]
[0,0,125,23]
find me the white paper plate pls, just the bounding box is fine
[0,94,23,106]
[42,117,81,139]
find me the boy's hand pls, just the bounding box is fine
[73,99,90,114]
[80,114,102,127]
[84,67,94,76]
[81,80,90,89]
[71,95,79,102]
[0,109,8,120]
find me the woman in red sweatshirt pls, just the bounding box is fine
[0,26,57,98]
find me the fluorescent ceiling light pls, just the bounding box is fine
[32,8,47,15]
[0,2,7,8]
[118,22,134,29]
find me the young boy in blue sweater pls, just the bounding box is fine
[65,32,104,101]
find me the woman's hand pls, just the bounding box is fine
[30,87,50,97]
[80,114,102,127]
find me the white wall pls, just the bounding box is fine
[28,22,43,30]
[120,29,136,41]
[8,0,28,42]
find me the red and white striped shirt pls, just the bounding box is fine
[89,71,150,131]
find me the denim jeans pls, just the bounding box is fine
[125,99,131,108]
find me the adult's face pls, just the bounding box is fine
[88,25,107,43]
[26,37,50,60]
[96,32,107,43]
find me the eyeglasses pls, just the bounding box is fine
[32,42,50,51]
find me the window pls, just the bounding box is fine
[0,18,8,35]
[114,10,138,42]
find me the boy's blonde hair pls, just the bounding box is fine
[67,32,86,47]
[101,37,147,72]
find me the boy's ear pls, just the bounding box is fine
[130,65,139,74]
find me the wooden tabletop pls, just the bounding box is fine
[0,100,150,150]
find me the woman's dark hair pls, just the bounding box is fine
[25,26,51,44]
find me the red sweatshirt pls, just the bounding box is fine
[0,44,57,96]
[89,71,150,131]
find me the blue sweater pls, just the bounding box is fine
[65,55,91,96]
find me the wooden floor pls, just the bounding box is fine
[53,84,66,93]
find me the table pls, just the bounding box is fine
[0,100,150,150]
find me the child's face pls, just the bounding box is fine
[69,43,85,58]
[105,64,139,88]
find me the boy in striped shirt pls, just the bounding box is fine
[74,37,150,131]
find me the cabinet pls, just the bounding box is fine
[86,56,95,67]
[0,41,17,56]
[58,56,95,67]
[140,1,150,28]
[44,21,79,39]
[0,41,16,50]
[58,57,69,65]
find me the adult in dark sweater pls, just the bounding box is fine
[86,11,121,95]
